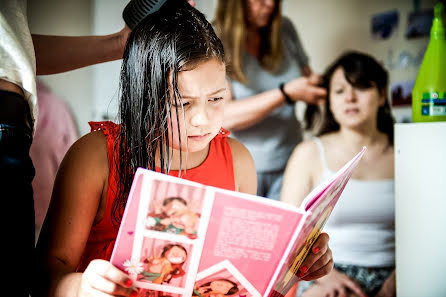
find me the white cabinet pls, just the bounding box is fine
[395,122,446,297]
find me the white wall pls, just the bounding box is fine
[90,0,127,125]
[27,0,436,136]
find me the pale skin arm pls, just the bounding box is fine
[222,66,326,131]
[281,141,334,292]
[33,132,135,297]
[281,140,319,207]
[32,26,130,75]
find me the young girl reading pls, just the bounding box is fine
[34,1,332,296]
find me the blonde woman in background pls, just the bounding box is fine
[213,0,326,200]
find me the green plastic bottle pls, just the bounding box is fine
[412,2,446,122]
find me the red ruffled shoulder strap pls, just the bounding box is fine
[215,127,231,138]
[89,121,120,137]
[88,121,121,177]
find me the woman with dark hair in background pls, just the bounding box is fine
[281,51,396,297]
[213,0,326,200]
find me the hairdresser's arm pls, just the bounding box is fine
[32,26,130,75]
[223,72,326,131]
[228,138,257,195]
[33,132,133,297]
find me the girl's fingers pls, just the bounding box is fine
[301,258,334,281]
[88,273,129,296]
[95,260,133,286]
[302,247,333,278]
[337,286,348,297]
[84,259,135,296]
[312,232,330,255]
[81,286,116,297]
[298,233,330,277]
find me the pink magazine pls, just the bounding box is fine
[110,147,366,297]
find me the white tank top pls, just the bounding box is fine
[313,137,395,267]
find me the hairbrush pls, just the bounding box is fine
[123,0,168,29]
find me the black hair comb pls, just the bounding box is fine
[123,0,168,29]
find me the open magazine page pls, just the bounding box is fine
[111,169,214,297]
[269,147,366,297]
[195,188,306,297]
[111,169,307,297]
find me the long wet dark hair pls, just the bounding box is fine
[304,51,395,145]
[113,0,225,226]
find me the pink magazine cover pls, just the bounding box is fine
[194,188,307,297]
[110,147,366,297]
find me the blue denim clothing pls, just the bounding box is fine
[0,123,35,297]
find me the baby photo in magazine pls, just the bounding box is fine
[139,240,190,286]
[146,196,200,239]
[194,260,261,297]
[145,180,205,239]
[194,279,241,297]
[136,289,182,297]
[123,238,192,290]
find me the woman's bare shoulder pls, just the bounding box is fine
[69,130,107,155]
[291,138,321,162]
[58,130,109,184]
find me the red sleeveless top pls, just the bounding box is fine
[77,121,235,271]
